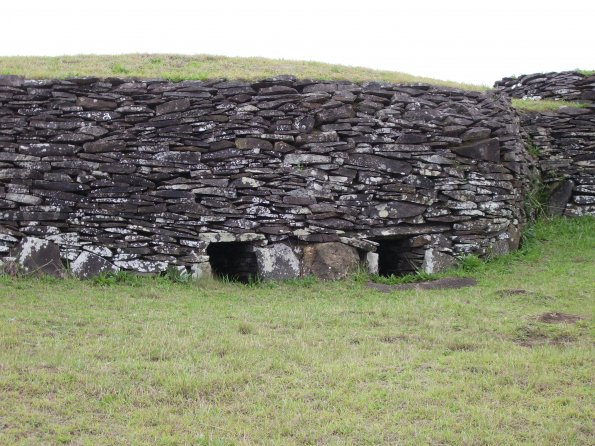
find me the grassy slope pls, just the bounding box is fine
[0,54,487,91]
[0,216,593,445]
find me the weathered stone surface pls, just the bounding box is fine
[156,98,191,115]
[83,139,126,153]
[546,180,574,216]
[284,154,331,165]
[77,96,117,110]
[14,237,65,277]
[154,151,202,164]
[235,138,273,150]
[254,243,300,280]
[191,262,212,279]
[71,251,119,279]
[296,131,339,145]
[421,248,456,274]
[315,105,355,124]
[114,259,168,273]
[462,127,491,141]
[369,202,427,219]
[348,154,412,174]
[453,138,500,162]
[365,252,379,275]
[0,74,24,86]
[20,143,79,157]
[302,242,359,280]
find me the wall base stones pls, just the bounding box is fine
[14,236,65,277]
[71,251,119,279]
[302,242,360,280]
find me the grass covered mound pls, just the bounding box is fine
[0,216,593,445]
[0,53,487,91]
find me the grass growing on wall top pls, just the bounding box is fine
[0,53,488,91]
[0,217,593,445]
[512,98,591,112]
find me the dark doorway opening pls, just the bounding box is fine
[207,242,258,283]
[373,237,423,276]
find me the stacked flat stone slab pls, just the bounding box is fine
[0,75,531,279]
[520,106,595,216]
[495,71,595,103]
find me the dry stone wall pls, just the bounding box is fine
[0,74,531,280]
[495,71,595,217]
[520,106,595,216]
[495,71,595,103]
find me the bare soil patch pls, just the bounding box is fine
[538,312,584,324]
[497,289,528,296]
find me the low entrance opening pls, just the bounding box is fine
[207,242,258,283]
[373,237,423,276]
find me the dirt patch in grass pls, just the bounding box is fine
[367,277,477,293]
[513,323,579,348]
[515,334,577,348]
[496,289,554,300]
[497,289,528,296]
[537,312,584,324]
[379,335,408,344]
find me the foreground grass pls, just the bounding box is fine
[0,217,593,445]
[512,98,591,112]
[0,53,487,91]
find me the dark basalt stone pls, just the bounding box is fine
[235,138,273,150]
[154,151,202,164]
[296,131,339,145]
[315,105,355,124]
[453,138,500,162]
[71,251,119,279]
[348,154,413,175]
[14,237,66,277]
[302,242,359,280]
[368,202,427,219]
[83,139,126,153]
[76,96,118,111]
[546,180,574,216]
[19,143,80,157]
[0,74,24,87]
[155,98,191,115]
[397,133,427,144]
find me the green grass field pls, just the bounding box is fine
[0,217,593,445]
